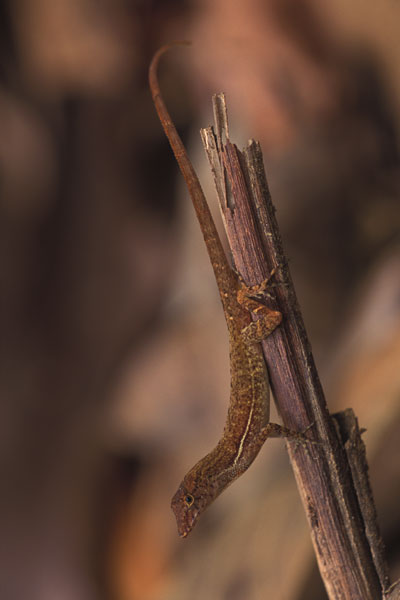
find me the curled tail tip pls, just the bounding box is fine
[149,41,192,105]
[163,39,192,49]
[149,40,191,90]
[152,40,191,63]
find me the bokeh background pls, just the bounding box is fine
[1,1,399,599]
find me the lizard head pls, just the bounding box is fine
[171,469,218,537]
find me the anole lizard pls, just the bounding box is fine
[149,42,308,538]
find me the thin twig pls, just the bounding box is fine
[201,93,388,600]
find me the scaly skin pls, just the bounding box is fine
[149,43,304,537]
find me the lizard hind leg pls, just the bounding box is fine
[237,279,282,344]
[237,267,278,298]
[240,264,290,299]
[240,309,282,344]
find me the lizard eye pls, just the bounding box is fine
[184,494,194,507]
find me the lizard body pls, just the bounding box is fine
[149,43,304,537]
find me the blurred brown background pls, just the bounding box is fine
[0,1,399,599]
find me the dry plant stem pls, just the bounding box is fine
[385,581,400,600]
[333,409,390,591]
[201,94,385,600]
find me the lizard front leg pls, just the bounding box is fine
[236,423,314,473]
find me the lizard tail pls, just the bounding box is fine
[149,42,233,285]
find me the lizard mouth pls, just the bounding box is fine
[176,508,199,538]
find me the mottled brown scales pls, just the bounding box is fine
[149,43,307,538]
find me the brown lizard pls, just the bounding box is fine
[149,42,308,538]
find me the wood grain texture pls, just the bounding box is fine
[201,94,386,599]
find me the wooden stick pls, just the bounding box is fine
[201,93,388,600]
